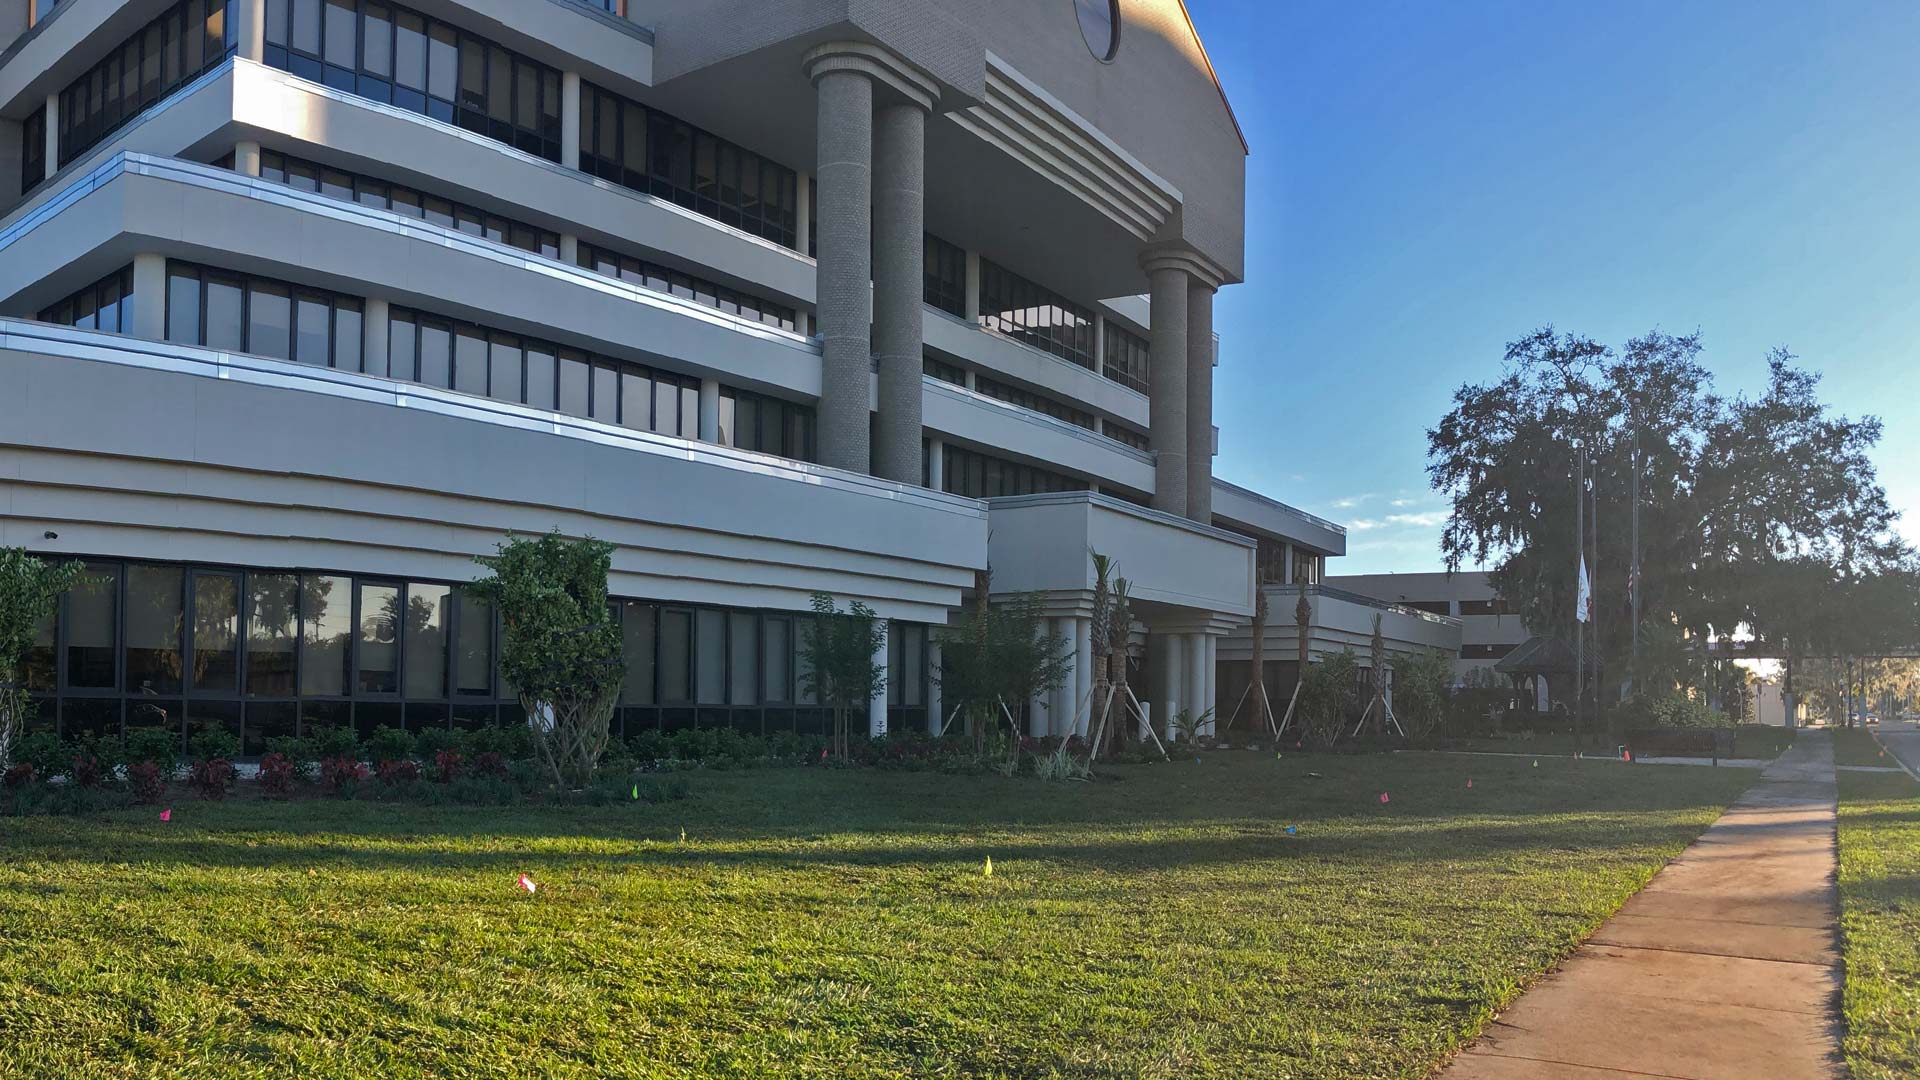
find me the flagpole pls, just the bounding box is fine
[1630,423,1640,698]
[1574,442,1584,749]
[1591,452,1600,745]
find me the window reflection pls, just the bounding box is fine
[356,582,401,694]
[125,564,184,695]
[191,573,241,693]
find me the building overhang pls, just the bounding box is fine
[1219,584,1462,664]
[984,491,1255,625]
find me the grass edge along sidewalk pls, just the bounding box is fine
[0,754,1752,1079]
[1838,765,1920,1080]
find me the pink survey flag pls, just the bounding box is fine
[1467,778,1474,789]
[159,809,172,822]
[1379,792,1390,804]
[517,873,537,894]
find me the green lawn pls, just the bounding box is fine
[1838,769,1920,1080]
[0,754,1753,1079]
[1833,727,1898,768]
[1452,726,1792,760]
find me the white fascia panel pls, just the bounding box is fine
[923,380,1152,493]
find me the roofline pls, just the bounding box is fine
[1175,0,1249,156]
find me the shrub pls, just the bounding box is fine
[3,762,33,790]
[432,748,465,784]
[126,761,166,803]
[414,727,467,762]
[188,757,238,800]
[1616,692,1732,731]
[263,736,316,779]
[256,752,298,796]
[470,750,508,779]
[309,725,360,762]
[366,726,416,766]
[125,728,182,778]
[376,758,422,787]
[188,727,241,764]
[320,755,367,795]
[470,723,533,761]
[1297,650,1363,748]
[15,731,65,783]
[68,752,105,788]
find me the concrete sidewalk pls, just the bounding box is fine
[1436,732,1845,1079]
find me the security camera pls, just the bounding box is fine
[42,530,58,540]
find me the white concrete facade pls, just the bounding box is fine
[1329,571,1532,684]
[0,0,1350,745]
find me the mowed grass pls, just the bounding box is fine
[0,754,1752,1079]
[1838,769,1920,1080]
[1833,727,1899,768]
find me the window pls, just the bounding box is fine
[924,233,966,317]
[1105,422,1150,452]
[1292,549,1323,586]
[941,445,1086,500]
[575,242,796,331]
[978,259,1096,369]
[1458,598,1511,617]
[580,82,798,248]
[56,0,236,169]
[1102,322,1151,394]
[386,306,699,433]
[21,107,45,195]
[256,149,561,258]
[974,374,1095,430]
[39,268,136,335]
[164,262,363,367]
[1461,643,1517,660]
[717,388,816,462]
[924,355,967,387]
[26,555,902,747]
[263,0,560,160]
[1254,537,1286,586]
[1074,0,1121,62]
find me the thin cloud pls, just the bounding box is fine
[1348,511,1448,531]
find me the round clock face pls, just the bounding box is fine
[1075,0,1120,62]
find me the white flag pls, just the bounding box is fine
[1576,555,1592,623]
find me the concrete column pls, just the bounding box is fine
[871,100,927,485]
[962,369,977,392]
[963,250,982,321]
[926,437,944,490]
[1185,281,1215,523]
[698,377,721,443]
[795,171,812,255]
[1093,311,1107,377]
[925,638,943,735]
[233,140,261,177]
[1161,632,1184,741]
[130,254,167,339]
[1073,615,1094,738]
[560,71,582,171]
[1185,634,1208,731]
[1203,636,1218,735]
[362,298,390,376]
[869,620,889,738]
[235,0,266,63]
[809,66,874,474]
[1144,262,1188,514]
[1283,543,1294,585]
[558,233,579,265]
[43,92,57,179]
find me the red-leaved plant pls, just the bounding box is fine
[320,755,367,794]
[3,763,33,790]
[433,749,465,784]
[256,752,297,796]
[189,758,238,800]
[376,759,421,786]
[126,761,166,803]
[69,754,104,788]
[471,751,507,778]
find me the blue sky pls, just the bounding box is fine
[1194,1,1920,574]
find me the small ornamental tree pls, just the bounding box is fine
[466,531,624,788]
[0,549,85,771]
[935,585,1073,763]
[800,593,886,760]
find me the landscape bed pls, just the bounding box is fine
[0,753,1752,1079]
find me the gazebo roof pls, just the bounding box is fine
[1495,635,1600,677]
